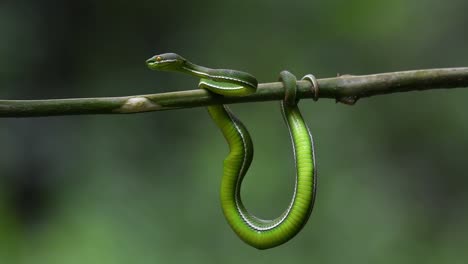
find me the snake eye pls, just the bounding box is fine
[156,56,162,61]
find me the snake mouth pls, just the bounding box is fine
[146,58,158,66]
[146,59,179,71]
[146,58,167,70]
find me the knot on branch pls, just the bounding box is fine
[117,97,160,113]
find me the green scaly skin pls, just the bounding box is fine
[147,53,317,249]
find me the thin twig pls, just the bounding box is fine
[1,68,467,117]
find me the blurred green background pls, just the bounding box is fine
[1,0,468,263]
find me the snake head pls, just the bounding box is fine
[146,53,186,71]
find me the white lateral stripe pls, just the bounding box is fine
[199,81,243,90]
[226,104,298,232]
[225,107,269,231]
[158,59,178,63]
[183,66,255,88]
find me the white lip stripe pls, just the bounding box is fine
[156,59,178,64]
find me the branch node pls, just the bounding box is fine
[116,97,161,113]
[336,96,359,105]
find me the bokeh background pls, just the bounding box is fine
[1,0,468,263]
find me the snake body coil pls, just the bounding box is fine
[147,53,317,249]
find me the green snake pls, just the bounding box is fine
[146,53,317,249]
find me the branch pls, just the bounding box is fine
[1,68,468,117]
